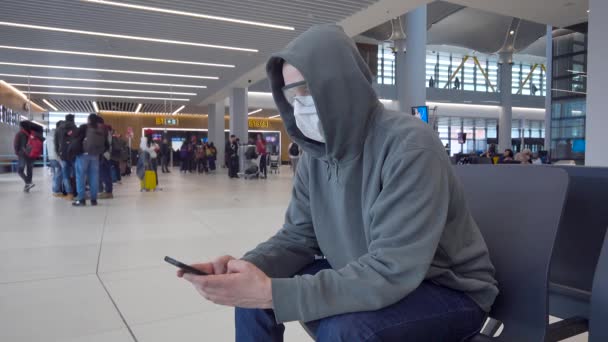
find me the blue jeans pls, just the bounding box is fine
[60,160,74,194]
[75,154,100,201]
[99,157,113,194]
[49,160,63,193]
[235,260,486,342]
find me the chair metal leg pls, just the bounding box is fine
[481,318,502,337]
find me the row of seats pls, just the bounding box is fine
[454,165,608,341]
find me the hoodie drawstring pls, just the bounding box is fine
[326,159,340,184]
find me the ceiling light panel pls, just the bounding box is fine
[0,45,235,68]
[12,83,196,96]
[83,0,294,31]
[42,99,58,111]
[0,62,218,79]
[0,74,207,88]
[24,91,190,101]
[0,21,258,53]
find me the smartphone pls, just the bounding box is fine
[164,256,209,276]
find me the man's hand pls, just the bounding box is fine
[176,255,235,277]
[182,259,273,309]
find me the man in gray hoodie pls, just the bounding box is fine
[180,25,498,341]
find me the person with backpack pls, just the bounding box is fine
[14,120,43,192]
[47,120,64,197]
[288,142,301,175]
[72,113,109,207]
[56,114,78,200]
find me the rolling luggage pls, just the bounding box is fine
[142,170,157,191]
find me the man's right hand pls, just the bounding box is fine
[176,255,236,277]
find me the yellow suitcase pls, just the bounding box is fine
[143,170,157,191]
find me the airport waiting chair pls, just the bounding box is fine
[589,231,608,342]
[453,166,569,342]
[549,167,608,321]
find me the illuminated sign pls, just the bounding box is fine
[155,117,179,126]
[248,118,269,128]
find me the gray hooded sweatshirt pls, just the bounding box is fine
[242,24,498,324]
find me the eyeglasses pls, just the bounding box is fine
[282,81,310,105]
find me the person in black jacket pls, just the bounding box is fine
[13,121,39,192]
[72,114,109,207]
[227,135,239,178]
[56,114,78,200]
[160,137,171,173]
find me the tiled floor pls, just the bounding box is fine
[0,167,588,341]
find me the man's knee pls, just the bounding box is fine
[315,314,376,342]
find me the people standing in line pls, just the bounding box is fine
[109,130,125,184]
[56,114,78,200]
[256,134,268,179]
[73,114,108,207]
[288,141,301,175]
[228,135,239,178]
[207,142,217,172]
[160,137,171,173]
[47,121,64,197]
[98,123,114,199]
[13,121,43,192]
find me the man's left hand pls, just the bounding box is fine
[182,259,273,309]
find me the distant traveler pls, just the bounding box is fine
[227,135,239,178]
[429,76,435,88]
[207,142,217,171]
[47,121,63,197]
[256,134,267,179]
[178,25,497,341]
[72,113,108,207]
[138,130,160,191]
[288,141,301,175]
[56,114,78,200]
[14,120,43,192]
[160,137,171,173]
[99,123,114,199]
[500,149,514,163]
[454,76,461,90]
[179,142,189,173]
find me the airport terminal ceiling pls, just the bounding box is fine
[0,0,589,114]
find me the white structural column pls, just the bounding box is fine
[229,88,248,142]
[398,4,427,113]
[208,101,225,162]
[498,52,513,153]
[586,0,608,166]
[544,26,553,154]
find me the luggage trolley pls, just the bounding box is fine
[269,153,280,174]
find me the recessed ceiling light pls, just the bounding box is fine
[172,105,186,115]
[135,103,142,113]
[248,108,263,116]
[42,99,58,111]
[83,0,294,31]
[509,30,515,35]
[0,45,235,68]
[92,101,99,112]
[0,73,207,88]
[11,83,197,96]
[23,91,190,101]
[0,21,258,53]
[0,62,218,79]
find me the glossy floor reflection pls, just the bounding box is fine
[0,167,587,341]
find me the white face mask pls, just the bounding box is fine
[293,96,325,143]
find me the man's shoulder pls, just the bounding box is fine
[370,109,441,152]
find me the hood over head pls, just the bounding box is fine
[266,24,381,162]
